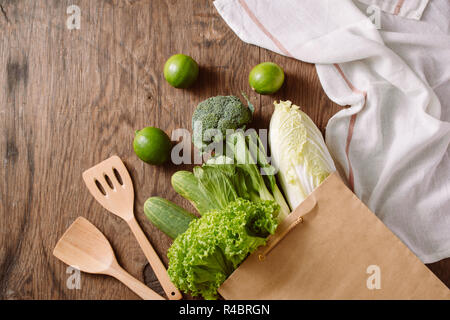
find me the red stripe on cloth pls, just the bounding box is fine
[333,64,367,192]
[237,0,293,57]
[394,0,405,15]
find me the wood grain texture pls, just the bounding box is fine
[53,216,165,300]
[0,0,448,299]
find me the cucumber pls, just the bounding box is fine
[144,197,197,239]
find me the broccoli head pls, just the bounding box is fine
[192,95,252,151]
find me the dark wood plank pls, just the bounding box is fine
[427,259,450,289]
[0,0,447,300]
[0,0,259,300]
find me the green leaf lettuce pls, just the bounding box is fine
[167,198,279,299]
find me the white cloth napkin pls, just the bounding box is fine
[214,0,450,263]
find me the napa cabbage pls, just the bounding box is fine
[269,101,336,210]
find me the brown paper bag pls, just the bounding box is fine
[218,172,450,299]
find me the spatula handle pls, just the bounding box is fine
[109,265,165,300]
[127,217,182,300]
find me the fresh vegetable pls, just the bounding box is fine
[245,130,292,215]
[223,131,290,220]
[171,170,218,215]
[171,165,238,215]
[163,54,199,88]
[171,131,290,221]
[167,198,279,300]
[269,101,336,210]
[133,127,172,165]
[225,133,277,200]
[144,197,196,239]
[192,95,252,152]
[249,62,284,95]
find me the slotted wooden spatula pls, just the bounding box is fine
[82,155,182,300]
[53,217,164,300]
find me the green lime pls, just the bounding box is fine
[163,54,199,88]
[133,127,172,165]
[249,62,284,95]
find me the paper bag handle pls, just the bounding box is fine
[259,196,317,261]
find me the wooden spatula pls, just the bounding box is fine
[53,217,164,300]
[82,155,182,300]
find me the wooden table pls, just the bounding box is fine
[0,0,448,300]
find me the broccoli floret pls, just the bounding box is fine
[192,95,252,151]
